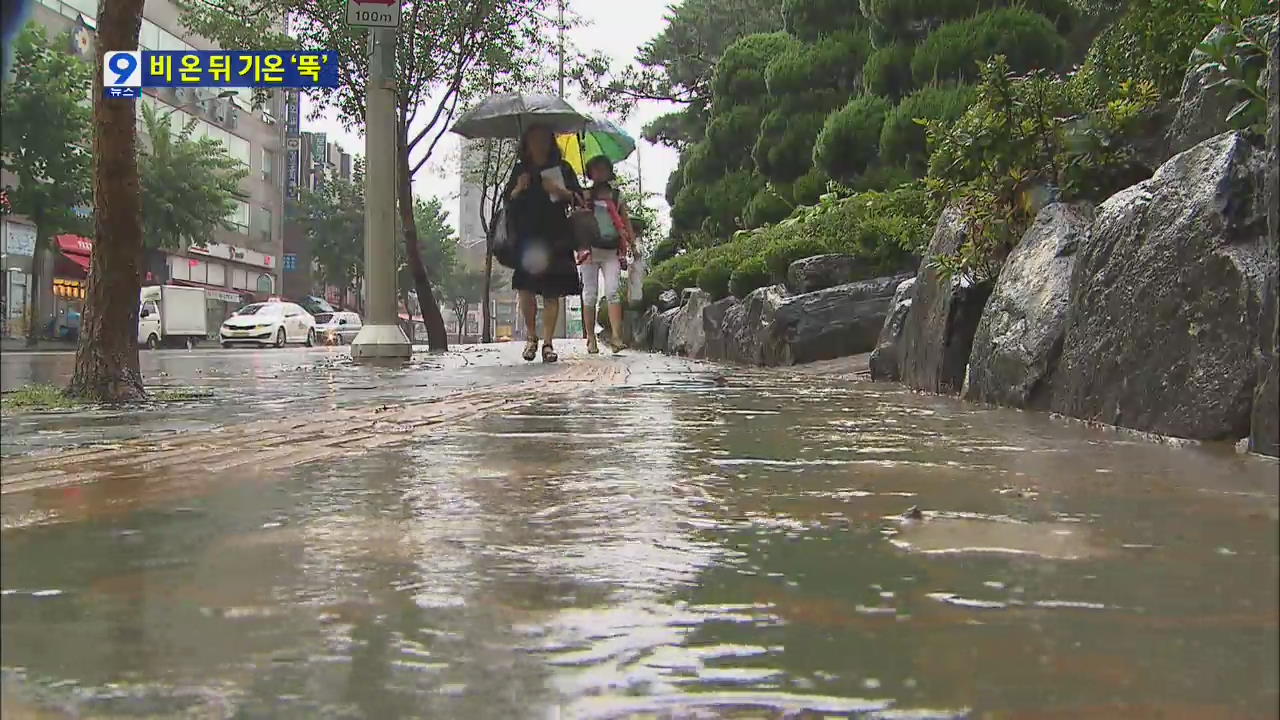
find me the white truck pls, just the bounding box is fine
[138,285,208,349]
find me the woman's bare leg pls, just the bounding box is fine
[607,302,625,347]
[541,297,560,345]
[518,290,538,339]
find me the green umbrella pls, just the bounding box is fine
[557,118,636,175]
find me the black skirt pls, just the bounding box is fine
[510,232,582,299]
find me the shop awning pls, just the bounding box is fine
[62,252,91,272]
[55,234,93,257]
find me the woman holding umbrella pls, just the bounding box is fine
[504,123,583,363]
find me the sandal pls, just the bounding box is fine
[542,342,559,363]
[608,339,628,354]
[522,338,539,362]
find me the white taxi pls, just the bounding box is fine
[219,301,315,348]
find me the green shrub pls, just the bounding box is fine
[879,85,977,173]
[813,95,891,180]
[782,0,867,40]
[761,234,831,281]
[910,8,1066,86]
[790,168,830,205]
[705,105,765,159]
[665,160,685,207]
[922,56,1160,282]
[650,237,681,265]
[681,141,725,185]
[642,277,665,307]
[730,256,774,297]
[698,258,735,300]
[754,109,829,184]
[850,163,916,192]
[672,264,703,292]
[863,42,916,99]
[1074,0,1217,99]
[702,169,763,237]
[768,34,870,100]
[670,184,709,233]
[865,0,1076,40]
[712,32,801,106]
[744,187,794,227]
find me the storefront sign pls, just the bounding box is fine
[206,289,243,303]
[311,132,327,163]
[53,278,86,300]
[3,222,36,256]
[187,242,275,269]
[285,90,301,200]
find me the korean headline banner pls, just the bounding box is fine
[103,50,339,97]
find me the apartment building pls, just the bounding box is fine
[281,130,354,301]
[0,0,287,338]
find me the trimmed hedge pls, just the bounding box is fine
[730,257,773,298]
[813,94,891,181]
[863,42,915,100]
[910,8,1065,86]
[879,85,977,173]
[698,258,735,300]
[744,187,794,228]
[712,32,801,107]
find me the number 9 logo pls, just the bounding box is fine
[104,51,141,87]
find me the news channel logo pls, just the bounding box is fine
[103,50,339,99]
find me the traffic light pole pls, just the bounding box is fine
[351,26,411,361]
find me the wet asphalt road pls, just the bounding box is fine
[1,344,1277,718]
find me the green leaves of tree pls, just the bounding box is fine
[138,102,249,250]
[0,26,91,235]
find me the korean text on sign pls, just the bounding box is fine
[102,50,339,95]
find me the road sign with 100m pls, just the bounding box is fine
[347,0,399,28]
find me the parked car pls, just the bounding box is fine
[313,311,363,345]
[139,285,208,349]
[219,300,315,348]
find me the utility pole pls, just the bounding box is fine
[350,25,411,361]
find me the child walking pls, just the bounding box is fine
[577,155,638,354]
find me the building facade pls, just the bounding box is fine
[281,130,353,302]
[2,0,288,339]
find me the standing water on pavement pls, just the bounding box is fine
[1,357,1276,718]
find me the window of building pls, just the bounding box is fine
[283,253,297,271]
[231,268,249,290]
[227,201,250,234]
[258,207,273,243]
[256,274,274,294]
[262,149,274,182]
[207,262,226,286]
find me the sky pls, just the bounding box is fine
[301,0,681,236]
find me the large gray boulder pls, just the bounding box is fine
[712,277,904,367]
[631,307,658,351]
[651,307,679,354]
[786,254,861,294]
[718,285,788,366]
[657,289,681,312]
[702,296,740,362]
[964,203,1094,408]
[869,277,916,381]
[1049,132,1273,440]
[1251,30,1279,456]
[761,275,908,366]
[667,289,714,357]
[899,207,994,394]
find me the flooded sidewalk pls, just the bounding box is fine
[1,344,1277,718]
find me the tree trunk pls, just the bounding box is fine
[481,233,493,343]
[25,223,47,347]
[66,0,146,403]
[395,124,447,351]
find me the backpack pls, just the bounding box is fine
[572,188,625,252]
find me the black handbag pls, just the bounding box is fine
[491,205,518,269]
